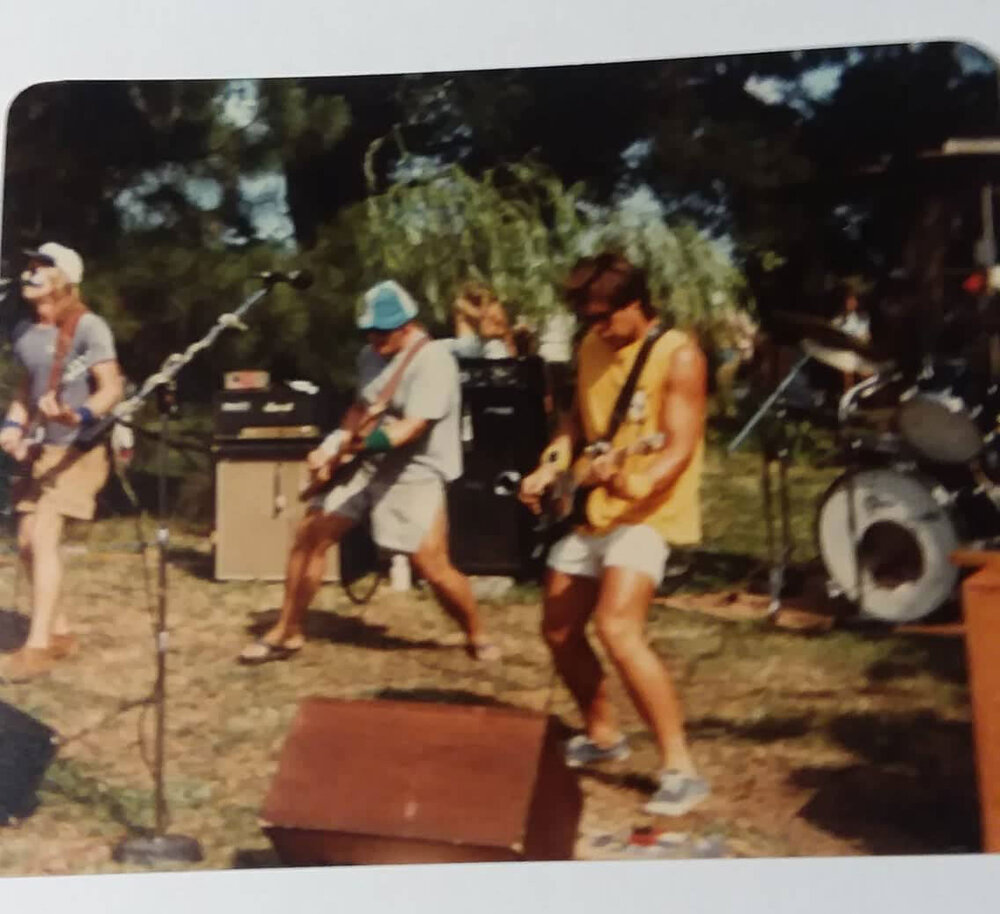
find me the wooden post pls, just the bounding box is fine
[954,549,1000,852]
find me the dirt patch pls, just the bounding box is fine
[0,522,979,874]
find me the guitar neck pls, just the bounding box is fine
[592,433,665,461]
[622,433,665,456]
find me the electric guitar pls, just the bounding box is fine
[297,405,387,503]
[299,335,432,503]
[539,432,666,530]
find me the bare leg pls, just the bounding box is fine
[410,505,488,654]
[592,566,695,773]
[19,507,65,649]
[541,569,622,747]
[261,510,354,646]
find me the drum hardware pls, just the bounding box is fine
[817,467,962,623]
[759,434,794,617]
[802,338,881,376]
[736,312,1000,623]
[729,355,809,617]
[728,353,811,454]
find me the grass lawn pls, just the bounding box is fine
[0,439,979,873]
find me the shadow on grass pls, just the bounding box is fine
[688,713,813,743]
[167,545,216,582]
[232,847,284,869]
[865,634,968,687]
[41,758,149,836]
[791,710,979,853]
[246,609,443,653]
[665,550,762,594]
[576,768,660,795]
[663,550,830,605]
[371,687,518,709]
[0,608,28,652]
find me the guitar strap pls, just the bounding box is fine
[45,301,89,400]
[599,323,664,444]
[367,332,430,420]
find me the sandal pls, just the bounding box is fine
[237,638,304,666]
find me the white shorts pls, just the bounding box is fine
[313,462,444,554]
[546,524,669,586]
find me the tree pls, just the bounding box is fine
[339,157,743,344]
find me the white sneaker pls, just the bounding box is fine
[643,770,710,816]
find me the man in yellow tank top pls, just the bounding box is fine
[520,252,709,816]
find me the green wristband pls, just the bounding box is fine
[363,427,393,452]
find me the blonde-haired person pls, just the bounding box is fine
[0,242,123,682]
[448,282,516,359]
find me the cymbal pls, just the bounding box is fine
[770,311,873,352]
[800,338,881,374]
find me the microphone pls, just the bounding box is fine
[0,277,18,288]
[258,269,314,290]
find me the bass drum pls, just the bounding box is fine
[816,468,959,623]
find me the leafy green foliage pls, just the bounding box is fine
[343,157,744,341]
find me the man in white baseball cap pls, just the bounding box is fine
[22,242,85,285]
[0,242,123,682]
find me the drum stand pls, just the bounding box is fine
[759,431,794,617]
[730,354,809,617]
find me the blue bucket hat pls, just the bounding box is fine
[358,280,419,331]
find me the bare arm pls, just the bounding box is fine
[85,360,124,416]
[3,375,30,427]
[37,360,124,427]
[612,341,707,501]
[0,375,31,457]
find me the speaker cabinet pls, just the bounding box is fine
[449,357,551,577]
[0,701,57,825]
[262,698,582,865]
[214,445,338,581]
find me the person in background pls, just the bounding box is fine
[448,281,516,359]
[713,305,758,419]
[832,285,871,391]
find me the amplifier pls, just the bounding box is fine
[213,384,330,441]
[456,356,547,391]
[449,356,550,577]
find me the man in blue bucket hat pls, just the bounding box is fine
[239,280,499,664]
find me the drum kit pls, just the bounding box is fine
[731,310,1000,623]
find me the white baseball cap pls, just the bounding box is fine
[23,242,84,285]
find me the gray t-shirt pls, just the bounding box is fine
[12,312,117,446]
[357,337,462,484]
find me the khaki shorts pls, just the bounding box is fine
[313,461,444,554]
[14,443,110,520]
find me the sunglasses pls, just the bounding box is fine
[578,307,615,328]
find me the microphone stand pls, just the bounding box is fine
[112,278,278,865]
